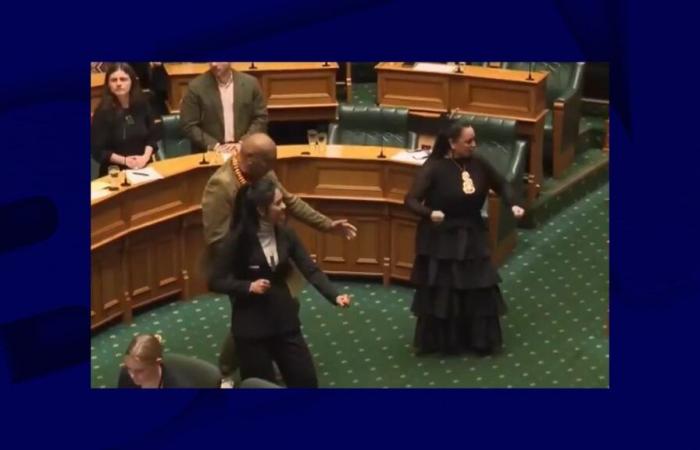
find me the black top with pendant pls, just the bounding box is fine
[405,154,515,222]
[91,101,160,176]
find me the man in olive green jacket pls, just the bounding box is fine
[202,133,357,379]
[181,62,268,152]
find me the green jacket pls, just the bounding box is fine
[181,70,268,151]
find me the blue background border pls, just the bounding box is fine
[1,0,694,447]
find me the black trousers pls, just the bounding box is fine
[234,329,318,388]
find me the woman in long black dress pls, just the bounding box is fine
[208,178,351,387]
[405,123,525,356]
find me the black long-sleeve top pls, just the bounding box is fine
[404,155,517,221]
[91,101,160,176]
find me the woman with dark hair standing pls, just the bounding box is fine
[208,177,351,387]
[405,122,525,356]
[91,62,160,176]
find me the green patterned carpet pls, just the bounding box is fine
[91,182,609,388]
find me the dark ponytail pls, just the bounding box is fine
[428,121,471,161]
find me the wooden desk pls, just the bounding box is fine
[91,73,105,114]
[376,62,548,203]
[91,146,515,330]
[164,63,339,121]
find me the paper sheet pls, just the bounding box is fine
[390,150,430,165]
[125,167,164,185]
[413,62,456,74]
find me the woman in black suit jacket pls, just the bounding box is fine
[208,178,351,388]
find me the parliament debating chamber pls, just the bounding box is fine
[90,62,609,389]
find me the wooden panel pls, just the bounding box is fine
[155,233,180,290]
[262,71,336,106]
[378,71,449,112]
[386,166,416,202]
[314,163,383,197]
[391,218,417,281]
[91,73,105,114]
[91,242,124,324]
[318,231,348,270]
[351,217,382,270]
[450,77,545,120]
[128,240,153,302]
[128,220,183,308]
[128,178,188,227]
[275,159,318,194]
[167,76,193,113]
[91,200,127,246]
[91,87,102,114]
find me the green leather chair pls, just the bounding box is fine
[328,105,418,149]
[500,62,585,178]
[157,114,191,160]
[453,114,528,264]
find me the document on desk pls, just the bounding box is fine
[390,150,430,165]
[413,62,455,73]
[125,167,164,185]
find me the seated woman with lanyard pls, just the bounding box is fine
[91,62,160,177]
[118,333,279,388]
[118,334,222,388]
[208,178,351,388]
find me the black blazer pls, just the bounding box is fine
[208,225,339,339]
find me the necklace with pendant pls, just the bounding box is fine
[231,157,248,185]
[451,158,475,195]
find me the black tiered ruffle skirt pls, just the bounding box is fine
[410,219,507,355]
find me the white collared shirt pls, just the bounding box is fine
[257,220,279,269]
[218,77,235,142]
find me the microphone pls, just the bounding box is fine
[249,62,257,70]
[526,62,534,81]
[198,126,210,165]
[377,107,386,159]
[121,167,131,187]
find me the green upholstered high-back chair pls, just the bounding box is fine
[501,62,585,178]
[157,114,192,160]
[328,105,418,149]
